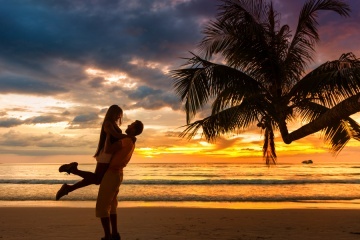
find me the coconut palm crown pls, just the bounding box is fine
[171,0,360,164]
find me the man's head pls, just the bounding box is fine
[125,120,144,136]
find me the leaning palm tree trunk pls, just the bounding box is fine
[283,93,360,144]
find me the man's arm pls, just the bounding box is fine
[107,138,135,168]
[121,152,133,167]
[103,121,127,139]
[104,133,123,154]
[104,121,137,142]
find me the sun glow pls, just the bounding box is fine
[129,58,170,74]
[85,68,131,85]
[0,94,74,119]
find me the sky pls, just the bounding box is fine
[0,0,360,164]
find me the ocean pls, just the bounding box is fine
[1,162,360,208]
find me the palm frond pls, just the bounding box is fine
[200,0,268,58]
[285,0,350,80]
[347,118,360,142]
[295,100,360,154]
[179,103,260,141]
[322,118,360,154]
[172,68,209,123]
[199,0,277,78]
[262,127,277,165]
[290,53,360,107]
[172,54,263,123]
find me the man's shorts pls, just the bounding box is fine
[96,171,123,218]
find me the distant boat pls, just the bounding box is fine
[302,160,313,164]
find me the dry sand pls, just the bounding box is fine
[1,206,360,240]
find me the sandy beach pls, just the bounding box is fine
[1,205,360,240]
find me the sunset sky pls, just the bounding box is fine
[1,0,360,164]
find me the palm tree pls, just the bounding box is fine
[171,0,360,164]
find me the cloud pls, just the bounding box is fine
[68,112,102,129]
[72,113,99,123]
[0,74,67,95]
[0,0,214,68]
[0,118,23,128]
[88,77,106,88]
[0,0,218,103]
[0,130,95,149]
[128,85,162,99]
[126,85,181,110]
[0,0,359,161]
[0,106,103,129]
[0,115,67,128]
[24,116,66,124]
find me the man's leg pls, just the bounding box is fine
[96,171,120,239]
[110,214,119,239]
[110,194,119,239]
[110,182,121,239]
[101,217,111,239]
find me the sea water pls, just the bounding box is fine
[1,162,360,208]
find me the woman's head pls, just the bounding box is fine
[104,105,123,124]
[94,104,123,157]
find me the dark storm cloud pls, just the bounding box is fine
[0,74,66,94]
[1,0,358,110]
[128,86,162,99]
[131,93,180,110]
[0,0,216,69]
[88,77,106,88]
[125,64,171,89]
[127,85,181,110]
[0,0,218,106]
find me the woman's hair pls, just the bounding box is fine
[104,104,123,125]
[94,105,123,157]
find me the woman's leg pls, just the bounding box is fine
[71,167,96,179]
[56,163,109,200]
[67,163,109,192]
[94,163,109,184]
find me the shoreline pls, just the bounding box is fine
[2,200,360,209]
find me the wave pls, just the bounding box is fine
[1,178,360,185]
[1,195,360,202]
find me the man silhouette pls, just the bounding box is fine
[96,120,143,240]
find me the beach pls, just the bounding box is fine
[1,162,360,239]
[2,204,360,240]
